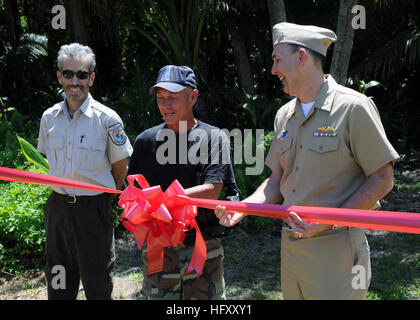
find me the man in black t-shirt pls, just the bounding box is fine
[128,65,236,300]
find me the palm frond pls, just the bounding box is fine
[134,0,208,68]
[361,29,420,79]
[15,33,48,63]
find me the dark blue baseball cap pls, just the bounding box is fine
[149,65,197,94]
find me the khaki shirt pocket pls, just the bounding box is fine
[76,138,107,172]
[307,136,339,177]
[46,136,65,170]
[275,135,293,173]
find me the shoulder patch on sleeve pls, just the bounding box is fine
[108,122,127,146]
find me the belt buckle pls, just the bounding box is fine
[282,224,302,239]
[68,195,77,204]
[282,225,293,232]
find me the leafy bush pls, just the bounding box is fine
[0,166,51,273]
[109,57,162,138]
[0,101,49,272]
[0,101,40,169]
[231,130,283,231]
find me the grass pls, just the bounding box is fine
[366,232,420,300]
[222,230,283,300]
[221,226,419,300]
[395,182,420,191]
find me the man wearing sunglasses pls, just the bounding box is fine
[37,43,133,300]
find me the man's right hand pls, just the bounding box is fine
[214,205,244,227]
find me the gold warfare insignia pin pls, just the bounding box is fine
[313,126,337,137]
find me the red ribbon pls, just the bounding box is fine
[1,166,420,276]
[118,174,207,276]
[181,197,420,234]
[0,166,121,194]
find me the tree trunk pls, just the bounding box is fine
[232,36,256,95]
[330,0,359,85]
[32,0,47,34]
[228,17,256,95]
[4,0,21,44]
[65,0,90,44]
[266,0,287,27]
[85,0,122,99]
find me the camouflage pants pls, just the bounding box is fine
[140,238,226,300]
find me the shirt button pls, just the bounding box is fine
[319,146,323,151]
[292,189,296,193]
[295,166,299,171]
[299,145,303,149]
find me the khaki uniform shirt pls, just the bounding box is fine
[37,94,133,195]
[265,75,399,208]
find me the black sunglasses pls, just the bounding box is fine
[60,69,91,80]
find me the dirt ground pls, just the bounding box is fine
[1,163,419,300]
[0,234,143,300]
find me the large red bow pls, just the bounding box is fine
[118,174,207,276]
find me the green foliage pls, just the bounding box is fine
[233,130,274,197]
[367,232,420,300]
[232,130,282,231]
[347,76,384,95]
[15,33,48,62]
[134,0,208,68]
[111,58,161,136]
[237,92,288,130]
[360,0,420,80]
[0,166,51,273]
[1,32,60,118]
[0,103,47,273]
[16,135,49,173]
[0,104,33,169]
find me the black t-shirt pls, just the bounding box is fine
[128,121,236,240]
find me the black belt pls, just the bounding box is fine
[52,191,109,204]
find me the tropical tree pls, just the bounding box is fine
[330,0,360,84]
[3,0,21,44]
[356,0,420,80]
[64,0,90,44]
[133,0,207,68]
[266,0,287,27]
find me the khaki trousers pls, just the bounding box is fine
[281,228,371,300]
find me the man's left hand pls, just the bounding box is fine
[287,211,332,239]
